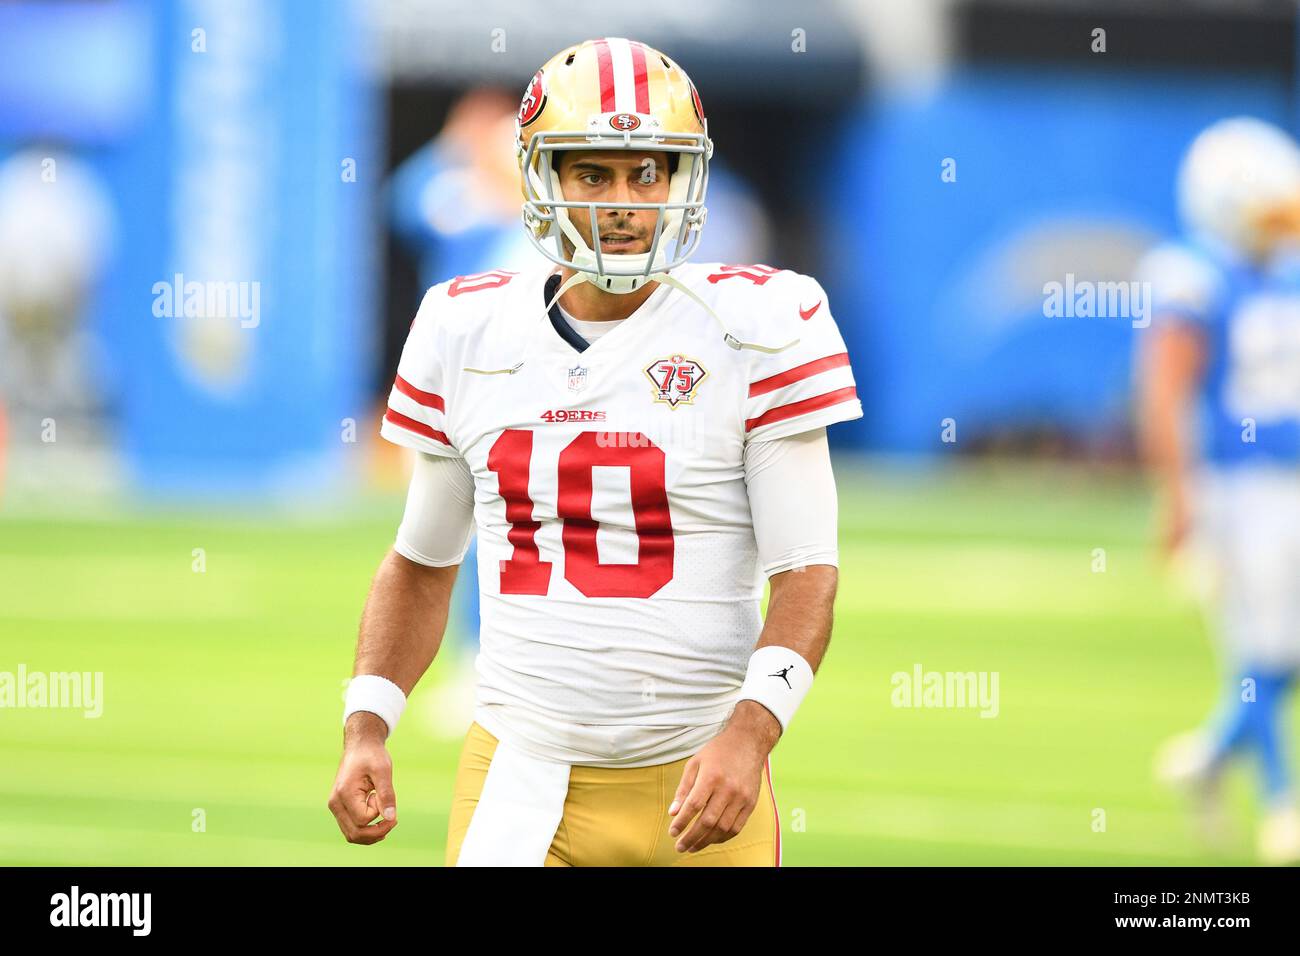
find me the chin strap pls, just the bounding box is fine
[461,360,525,375]
[545,269,589,313]
[462,268,798,375]
[653,272,800,354]
[462,271,587,375]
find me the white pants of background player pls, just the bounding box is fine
[1191,464,1300,671]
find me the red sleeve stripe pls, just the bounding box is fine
[745,386,858,433]
[393,374,445,412]
[748,352,850,398]
[384,408,451,446]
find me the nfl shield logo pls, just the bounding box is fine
[567,365,588,392]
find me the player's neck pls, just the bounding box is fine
[557,269,659,322]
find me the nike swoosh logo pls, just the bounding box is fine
[799,301,822,321]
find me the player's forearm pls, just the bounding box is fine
[353,548,457,697]
[1139,390,1191,501]
[1138,325,1205,498]
[759,564,837,670]
[726,565,837,749]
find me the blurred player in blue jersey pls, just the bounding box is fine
[1139,117,1300,864]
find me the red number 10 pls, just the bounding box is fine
[486,429,674,598]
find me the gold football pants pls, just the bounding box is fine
[445,721,780,867]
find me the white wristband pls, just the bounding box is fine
[343,675,407,738]
[737,646,814,734]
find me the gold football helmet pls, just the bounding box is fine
[515,37,713,293]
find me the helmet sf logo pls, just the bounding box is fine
[610,113,641,131]
[518,70,546,127]
[645,354,707,408]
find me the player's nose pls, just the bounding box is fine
[605,177,639,212]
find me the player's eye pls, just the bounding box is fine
[580,173,604,186]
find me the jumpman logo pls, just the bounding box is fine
[769,665,794,690]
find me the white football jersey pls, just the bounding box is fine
[381,261,862,766]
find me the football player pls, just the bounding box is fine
[1140,117,1300,864]
[329,37,862,866]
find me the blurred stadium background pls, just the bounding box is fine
[0,0,1293,865]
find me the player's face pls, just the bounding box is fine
[1251,191,1300,257]
[556,150,672,257]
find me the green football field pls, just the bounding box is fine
[0,459,1285,866]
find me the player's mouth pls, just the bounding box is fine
[599,232,642,251]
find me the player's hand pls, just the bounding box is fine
[667,701,780,854]
[327,712,398,845]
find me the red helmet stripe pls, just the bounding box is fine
[594,38,616,112]
[630,41,649,114]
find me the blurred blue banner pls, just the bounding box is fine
[825,67,1292,453]
[77,0,382,496]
